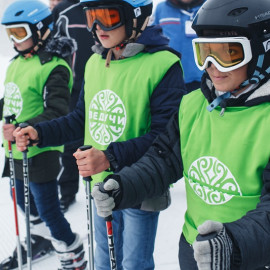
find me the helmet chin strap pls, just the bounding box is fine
[241,54,270,87]
[16,28,51,58]
[105,16,150,68]
[32,28,51,52]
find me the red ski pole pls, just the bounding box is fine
[4,115,23,270]
[104,215,117,270]
[98,185,117,270]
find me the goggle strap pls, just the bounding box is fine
[207,92,231,112]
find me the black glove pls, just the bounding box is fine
[91,175,122,218]
[193,220,233,270]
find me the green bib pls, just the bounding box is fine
[84,51,180,185]
[179,90,270,244]
[3,54,73,159]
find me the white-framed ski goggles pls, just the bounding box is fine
[192,37,252,72]
[5,23,32,43]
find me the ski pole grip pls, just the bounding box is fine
[78,145,93,182]
[4,114,16,124]
[196,232,218,242]
[19,123,39,148]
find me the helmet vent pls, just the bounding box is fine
[15,10,24,17]
[228,7,248,17]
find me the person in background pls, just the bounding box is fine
[51,0,95,213]
[0,0,87,269]
[13,0,187,268]
[88,0,270,269]
[152,0,205,92]
[49,0,63,10]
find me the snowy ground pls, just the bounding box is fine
[0,51,187,269]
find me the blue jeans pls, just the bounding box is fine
[13,179,75,245]
[93,203,159,270]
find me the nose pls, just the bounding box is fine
[96,24,101,30]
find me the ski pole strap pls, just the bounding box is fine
[79,145,93,182]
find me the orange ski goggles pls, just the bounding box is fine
[84,6,125,31]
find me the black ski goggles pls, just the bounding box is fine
[84,5,125,32]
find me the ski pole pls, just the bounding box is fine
[4,115,23,270]
[98,186,117,270]
[19,123,32,270]
[104,214,117,270]
[79,145,94,270]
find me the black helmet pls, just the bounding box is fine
[167,0,204,10]
[192,0,270,85]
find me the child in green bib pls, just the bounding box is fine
[0,0,87,269]
[89,0,270,269]
[13,0,186,269]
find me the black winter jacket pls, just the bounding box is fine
[52,0,95,110]
[112,73,270,269]
[1,37,74,182]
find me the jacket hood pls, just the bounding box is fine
[201,72,270,110]
[92,25,180,58]
[44,36,77,59]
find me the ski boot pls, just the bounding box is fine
[0,234,54,270]
[52,233,87,270]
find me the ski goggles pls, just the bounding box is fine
[192,37,252,72]
[5,23,32,43]
[84,6,125,31]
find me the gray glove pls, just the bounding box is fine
[193,220,233,270]
[91,178,120,218]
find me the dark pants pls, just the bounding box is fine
[58,139,83,198]
[179,233,198,270]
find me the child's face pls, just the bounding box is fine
[13,37,34,52]
[206,63,248,92]
[95,24,127,49]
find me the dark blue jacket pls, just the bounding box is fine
[36,25,186,171]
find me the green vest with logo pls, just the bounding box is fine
[178,90,270,244]
[3,54,73,160]
[84,51,180,185]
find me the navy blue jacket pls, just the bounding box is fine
[36,25,186,171]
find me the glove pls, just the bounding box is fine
[193,220,233,270]
[91,177,122,218]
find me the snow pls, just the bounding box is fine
[0,6,187,267]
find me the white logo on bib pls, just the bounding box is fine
[89,90,126,145]
[188,156,242,205]
[3,82,23,118]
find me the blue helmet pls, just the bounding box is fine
[80,0,153,40]
[1,0,53,31]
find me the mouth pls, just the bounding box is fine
[98,34,109,40]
